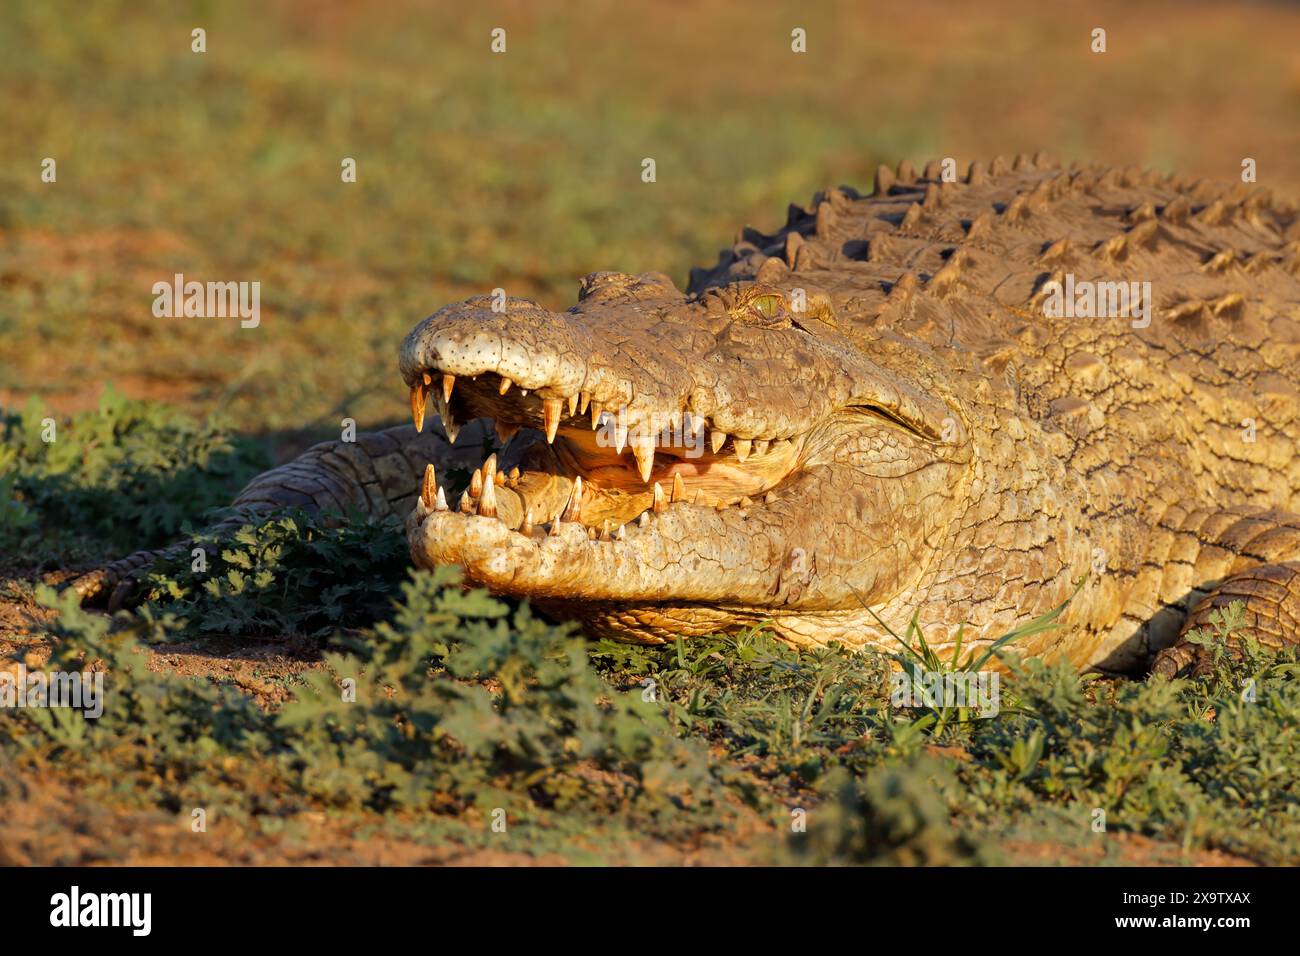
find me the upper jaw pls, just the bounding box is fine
[399,290,960,459]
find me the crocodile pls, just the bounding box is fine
[75,154,1300,676]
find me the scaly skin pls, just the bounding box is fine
[77,155,1300,675]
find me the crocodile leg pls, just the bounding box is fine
[68,420,495,608]
[1149,509,1300,677]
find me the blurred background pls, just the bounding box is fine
[2,0,1299,443]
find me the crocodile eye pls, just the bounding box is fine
[749,294,786,319]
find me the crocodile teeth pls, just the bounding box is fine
[435,485,448,511]
[507,467,520,480]
[733,438,752,462]
[470,467,484,497]
[614,523,626,540]
[614,420,628,454]
[753,438,770,457]
[410,385,427,433]
[590,402,605,430]
[599,520,612,541]
[579,391,592,415]
[671,473,685,503]
[632,440,655,483]
[543,398,563,443]
[459,490,473,514]
[422,371,432,386]
[495,420,519,445]
[494,470,505,487]
[710,430,727,454]
[421,464,437,508]
[566,393,579,416]
[441,374,456,403]
[562,475,583,522]
[499,377,513,395]
[549,512,562,535]
[652,481,667,513]
[764,491,777,504]
[478,469,497,517]
[521,508,534,536]
[638,512,650,528]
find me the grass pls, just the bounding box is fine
[3,385,1300,865]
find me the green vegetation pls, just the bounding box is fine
[0,387,267,564]
[3,397,1299,864]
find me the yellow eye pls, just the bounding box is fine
[750,294,785,319]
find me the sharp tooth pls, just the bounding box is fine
[599,520,612,541]
[508,467,520,480]
[614,523,626,540]
[421,464,437,508]
[478,473,497,517]
[566,393,578,416]
[753,439,770,457]
[734,438,752,462]
[470,468,484,497]
[459,490,473,514]
[422,371,432,386]
[614,419,628,454]
[520,389,528,397]
[543,397,563,443]
[653,481,667,512]
[442,409,459,444]
[495,420,519,445]
[410,385,427,432]
[638,512,650,528]
[764,491,777,504]
[710,430,727,454]
[579,391,592,415]
[632,440,655,483]
[590,402,605,430]
[494,470,505,487]
[549,513,562,535]
[739,496,753,508]
[562,475,583,522]
[671,473,685,503]
[499,377,513,395]
[442,374,456,403]
[435,485,449,510]
[483,454,498,484]
[521,509,534,535]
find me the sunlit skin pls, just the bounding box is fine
[80,156,1300,677]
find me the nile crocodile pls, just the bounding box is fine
[75,154,1300,676]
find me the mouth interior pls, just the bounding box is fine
[408,369,806,539]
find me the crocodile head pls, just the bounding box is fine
[400,270,973,645]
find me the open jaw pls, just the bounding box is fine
[401,364,813,607]
[394,288,966,641]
